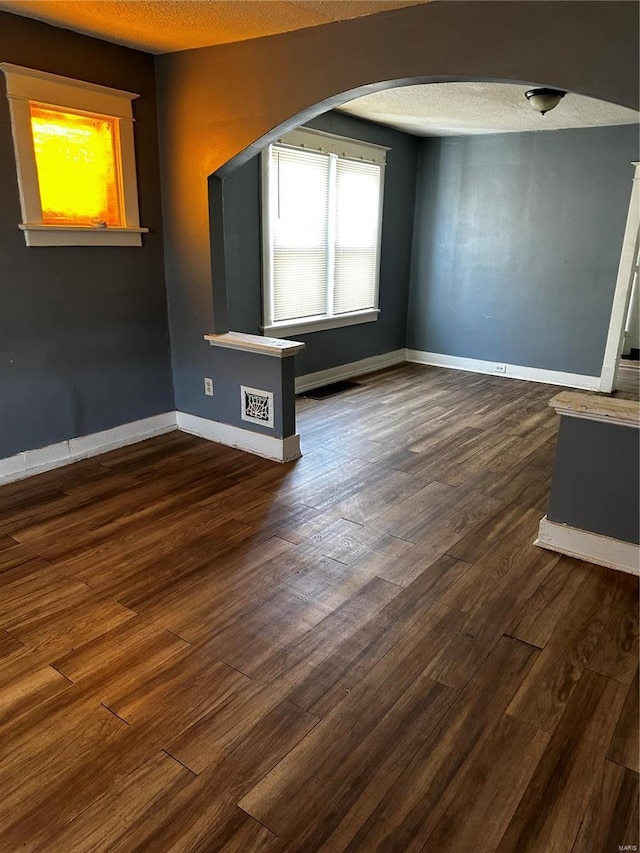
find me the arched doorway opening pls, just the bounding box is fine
[209,80,638,400]
[156,0,638,427]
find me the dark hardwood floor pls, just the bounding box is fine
[617,358,640,397]
[0,364,637,852]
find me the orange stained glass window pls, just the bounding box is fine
[29,103,122,227]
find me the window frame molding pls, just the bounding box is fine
[261,127,387,337]
[0,63,148,247]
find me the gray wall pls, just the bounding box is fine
[548,416,639,544]
[156,1,638,419]
[223,110,419,377]
[407,125,639,376]
[199,347,295,438]
[0,12,173,460]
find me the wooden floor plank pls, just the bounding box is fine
[421,713,549,853]
[32,751,195,853]
[482,459,554,512]
[607,670,640,773]
[0,533,18,551]
[360,479,457,536]
[166,576,404,773]
[0,628,24,660]
[432,543,560,691]
[507,564,621,733]
[285,554,469,717]
[113,701,318,851]
[325,637,540,852]
[376,491,503,587]
[572,760,639,853]
[330,468,432,525]
[587,571,639,685]
[105,651,250,737]
[438,508,545,614]
[0,486,71,537]
[51,614,192,697]
[0,698,133,853]
[121,535,298,640]
[6,590,135,660]
[278,672,457,852]
[506,556,592,649]
[497,670,628,853]
[58,512,252,596]
[0,660,72,726]
[0,541,42,572]
[191,808,279,852]
[446,500,535,564]
[238,604,465,839]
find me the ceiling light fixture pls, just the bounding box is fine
[525,87,566,116]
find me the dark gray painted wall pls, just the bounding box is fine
[223,110,419,377]
[198,347,294,438]
[224,157,262,338]
[156,1,638,419]
[548,416,640,544]
[0,12,173,460]
[407,125,639,376]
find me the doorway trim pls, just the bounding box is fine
[599,161,640,393]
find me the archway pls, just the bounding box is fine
[154,0,638,426]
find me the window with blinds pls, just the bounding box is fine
[262,128,386,335]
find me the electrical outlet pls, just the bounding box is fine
[204,377,214,396]
[494,364,507,374]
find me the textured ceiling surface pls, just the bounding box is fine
[0,0,431,53]
[338,82,640,136]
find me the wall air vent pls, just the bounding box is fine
[241,386,274,429]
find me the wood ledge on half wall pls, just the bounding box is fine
[549,391,640,427]
[204,331,305,358]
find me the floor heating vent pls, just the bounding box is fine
[302,380,362,400]
[241,386,274,428]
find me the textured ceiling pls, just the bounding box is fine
[0,0,431,53]
[5,4,636,135]
[338,82,640,136]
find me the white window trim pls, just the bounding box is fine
[274,126,389,165]
[261,127,387,337]
[0,63,148,247]
[263,309,380,338]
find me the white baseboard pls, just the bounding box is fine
[176,412,301,463]
[405,349,601,391]
[0,408,301,486]
[295,349,406,394]
[0,412,177,485]
[535,516,640,576]
[0,345,605,486]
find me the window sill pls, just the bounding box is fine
[263,309,379,338]
[19,224,149,247]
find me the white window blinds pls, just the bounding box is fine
[271,147,329,322]
[263,129,386,334]
[334,158,381,315]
